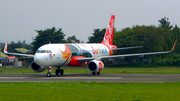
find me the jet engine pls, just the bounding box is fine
[31,62,47,72]
[87,60,104,73]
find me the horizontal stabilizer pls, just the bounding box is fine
[112,46,143,51]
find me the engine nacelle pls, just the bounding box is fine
[87,60,104,72]
[31,62,47,72]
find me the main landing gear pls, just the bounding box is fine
[92,72,100,75]
[55,67,64,76]
[46,66,64,77]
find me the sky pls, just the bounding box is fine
[0,0,180,44]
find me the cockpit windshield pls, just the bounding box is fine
[36,50,52,53]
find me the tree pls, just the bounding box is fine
[114,25,166,53]
[88,28,106,43]
[66,35,79,43]
[31,27,66,54]
[158,17,173,50]
[23,40,26,44]
[158,17,173,30]
[171,25,180,54]
[10,41,14,44]
[18,40,21,44]
[113,25,167,64]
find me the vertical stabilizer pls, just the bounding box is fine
[101,15,115,45]
[4,41,8,53]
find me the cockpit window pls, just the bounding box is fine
[36,50,52,53]
[36,50,40,53]
[40,50,46,53]
[47,50,52,53]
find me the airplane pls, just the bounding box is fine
[4,15,177,77]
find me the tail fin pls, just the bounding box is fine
[101,15,115,45]
[4,41,8,53]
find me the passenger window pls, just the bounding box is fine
[82,50,92,57]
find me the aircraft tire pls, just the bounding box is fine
[92,72,96,75]
[55,69,60,75]
[60,69,64,75]
[97,72,100,75]
[46,73,51,77]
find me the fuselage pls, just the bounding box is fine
[34,43,117,67]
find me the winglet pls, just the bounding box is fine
[4,41,8,53]
[171,39,177,51]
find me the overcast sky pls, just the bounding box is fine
[0,0,179,44]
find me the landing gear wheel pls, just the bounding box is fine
[55,69,60,75]
[60,69,64,75]
[92,72,96,75]
[46,73,51,77]
[97,72,100,75]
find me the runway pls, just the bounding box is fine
[0,73,180,83]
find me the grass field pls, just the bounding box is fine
[0,67,180,101]
[0,82,180,101]
[0,67,180,74]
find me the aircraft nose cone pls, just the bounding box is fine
[34,54,48,66]
[34,54,41,64]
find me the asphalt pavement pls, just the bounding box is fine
[0,73,180,83]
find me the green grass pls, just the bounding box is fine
[1,67,180,74]
[0,82,180,101]
[0,67,180,101]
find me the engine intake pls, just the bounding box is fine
[31,62,47,72]
[88,60,104,72]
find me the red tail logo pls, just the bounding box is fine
[101,15,115,45]
[4,41,8,53]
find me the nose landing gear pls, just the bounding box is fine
[46,72,51,77]
[46,66,52,77]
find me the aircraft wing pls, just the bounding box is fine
[78,39,177,63]
[3,41,34,57]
